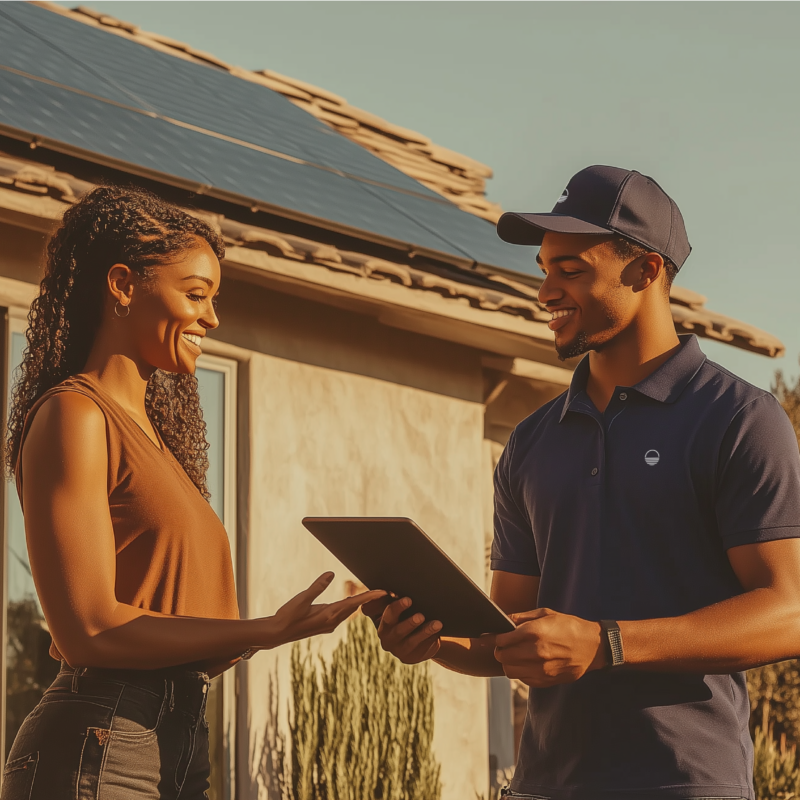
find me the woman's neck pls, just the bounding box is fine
[81,353,153,419]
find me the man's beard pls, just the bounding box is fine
[556,330,590,361]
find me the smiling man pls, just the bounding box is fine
[366,165,800,799]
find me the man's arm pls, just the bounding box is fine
[362,571,539,676]
[624,538,800,671]
[495,537,800,686]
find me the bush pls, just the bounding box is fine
[753,722,800,800]
[750,368,800,799]
[276,614,441,800]
[748,662,800,749]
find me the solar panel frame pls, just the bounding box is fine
[0,3,539,275]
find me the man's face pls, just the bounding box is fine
[536,232,640,361]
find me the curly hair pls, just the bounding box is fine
[4,184,225,499]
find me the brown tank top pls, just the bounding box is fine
[16,374,240,662]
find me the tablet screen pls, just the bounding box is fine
[302,516,515,638]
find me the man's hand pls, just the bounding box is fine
[494,608,605,687]
[362,595,442,664]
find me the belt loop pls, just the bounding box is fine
[168,678,175,712]
[70,666,86,693]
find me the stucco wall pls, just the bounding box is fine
[237,340,489,799]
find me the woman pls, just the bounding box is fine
[1,185,383,799]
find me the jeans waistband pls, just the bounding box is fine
[58,661,209,693]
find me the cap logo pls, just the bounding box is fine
[556,189,569,204]
[644,450,660,466]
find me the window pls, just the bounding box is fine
[3,317,59,762]
[1,317,238,800]
[195,354,238,800]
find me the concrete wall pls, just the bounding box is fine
[213,280,492,799]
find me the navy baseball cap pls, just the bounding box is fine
[497,165,692,270]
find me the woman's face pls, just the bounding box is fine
[125,240,221,374]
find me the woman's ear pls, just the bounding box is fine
[107,264,135,307]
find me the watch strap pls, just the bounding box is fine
[599,620,624,668]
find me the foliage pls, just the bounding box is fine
[753,723,800,800]
[773,369,800,448]
[749,662,800,752]
[749,367,800,798]
[259,615,442,800]
[289,614,441,800]
[5,598,59,755]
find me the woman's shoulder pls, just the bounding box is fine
[18,381,109,499]
[28,375,105,425]
[26,386,106,448]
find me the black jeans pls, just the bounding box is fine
[1,661,211,799]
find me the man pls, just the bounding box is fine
[365,165,800,799]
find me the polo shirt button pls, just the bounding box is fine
[619,392,628,401]
[591,467,598,476]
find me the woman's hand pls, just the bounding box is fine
[268,572,386,647]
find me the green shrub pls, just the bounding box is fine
[751,369,800,799]
[288,614,442,800]
[748,661,800,748]
[753,722,800,800]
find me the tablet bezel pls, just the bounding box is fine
[302,516,515,638]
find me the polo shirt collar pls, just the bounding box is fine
[559,334,706,422]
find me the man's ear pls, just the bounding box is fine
[630,252,664,294]
[107,264,135,306]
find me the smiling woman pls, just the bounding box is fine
[0,186,383,800]
[5,186,223,497]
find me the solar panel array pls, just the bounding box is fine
[0,4,536,274]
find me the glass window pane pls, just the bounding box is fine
[5,330,59,758]
[196,366,225,521]
[195,364,230,800]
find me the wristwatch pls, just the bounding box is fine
[239,648,255,661]
[599,620,625,668]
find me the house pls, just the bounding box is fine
[0,3,784,798]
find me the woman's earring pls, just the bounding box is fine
[114,301,130,318]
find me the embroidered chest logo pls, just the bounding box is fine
[644,449,660,466]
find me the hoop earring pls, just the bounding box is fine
[114,301,130,318]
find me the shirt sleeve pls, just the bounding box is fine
[490,430,540,576]
[716,393,800,550]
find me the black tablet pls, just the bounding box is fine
[302,516,515,638]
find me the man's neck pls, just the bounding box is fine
[584,323,681,413]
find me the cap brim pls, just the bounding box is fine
[497,212,613,245]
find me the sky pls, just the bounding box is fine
[51,1,800,391]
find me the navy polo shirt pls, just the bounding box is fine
[492,335,800,800]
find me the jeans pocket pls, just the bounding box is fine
[109,688,167,741]
[97,732,161,800]
[1,753,38,800]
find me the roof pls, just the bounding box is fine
[39,2,504,225]
[0,1,526,274]
[0,152,785,359]
[0,3,784,360]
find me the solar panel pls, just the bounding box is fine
[0,3,536,274]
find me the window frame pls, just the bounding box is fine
[0,321,242,795]
[196,352,239,800]
[1,310,29,767]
